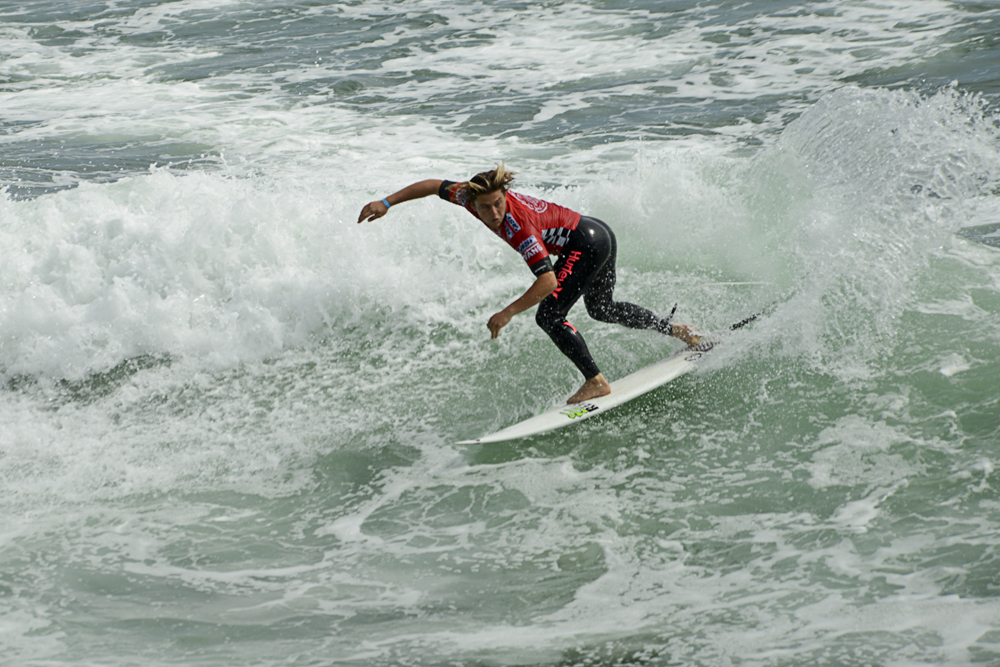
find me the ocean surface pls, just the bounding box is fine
[3,1,1000,665]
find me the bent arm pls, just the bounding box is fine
[487,271,558,339]
[357,179,444,223]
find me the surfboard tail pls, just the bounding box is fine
[730,313,759,331]
[683,312,758,352]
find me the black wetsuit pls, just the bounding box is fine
[437,181,673,381]
[535,216,673,380]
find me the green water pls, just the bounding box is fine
[4,1,1000,665]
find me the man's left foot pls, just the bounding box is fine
[568,373,611,403]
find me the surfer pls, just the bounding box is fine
[357,164,702,404]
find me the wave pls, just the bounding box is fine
[2,87,998,388]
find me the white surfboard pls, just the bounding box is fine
[457,334,725,445]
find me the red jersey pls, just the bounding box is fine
[439,181,581,276]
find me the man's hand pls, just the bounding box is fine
[486,272,557,339]
[487,310,513,339]
[357,200,389,223]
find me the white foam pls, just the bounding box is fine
[940,353,973,377]
[3,4,1000,665]
[807,415,918,489]
[0,0,968,189]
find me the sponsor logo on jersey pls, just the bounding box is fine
[503,214,520,240]
[446,182,468,206]
[510,191,548,214]
[518,235,544,261]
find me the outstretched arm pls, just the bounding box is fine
[357,179,444,223]
[487,271,558,339]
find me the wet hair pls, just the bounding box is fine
[465,162,516,202]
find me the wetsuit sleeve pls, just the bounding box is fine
[514,231,553,276]
[530,256,554,276]
[438,180,463,203]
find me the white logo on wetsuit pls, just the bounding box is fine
[510,191,548,214]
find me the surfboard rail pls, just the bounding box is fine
[456,335,727,445]
[457,314,757,445]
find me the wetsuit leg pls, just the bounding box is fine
[535,228,606,379]
[580,219,673,334]
[535,216,672,380]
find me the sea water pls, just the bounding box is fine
[3,1,1000,665]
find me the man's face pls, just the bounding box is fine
[473,189,507,229]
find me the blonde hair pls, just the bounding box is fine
[465,162,516,202]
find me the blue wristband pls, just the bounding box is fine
[381,198,391,209]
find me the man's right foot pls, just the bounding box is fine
[568,373,611,403]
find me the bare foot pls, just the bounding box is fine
[671,323,703,346]
[567,373,611,404]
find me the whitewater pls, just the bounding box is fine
[3,1,1000,665]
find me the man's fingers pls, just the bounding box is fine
[357,202,387,223]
